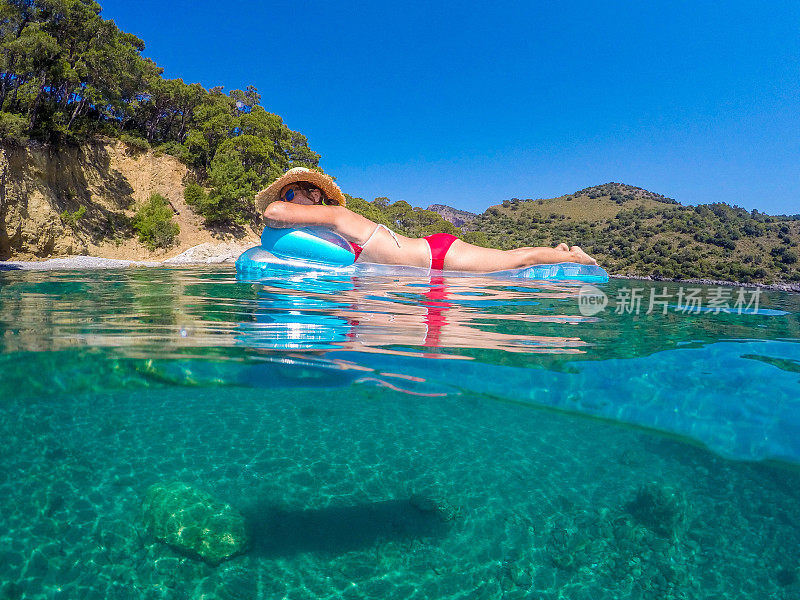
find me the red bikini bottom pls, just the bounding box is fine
[350,232,458,270]
[424,233,458,270]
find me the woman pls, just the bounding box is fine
[257,167,598,271]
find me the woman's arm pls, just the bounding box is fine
[263,202,378,244]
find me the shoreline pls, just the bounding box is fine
[0,243,253,271]
[2,246,799,292]
[611,274,800,293]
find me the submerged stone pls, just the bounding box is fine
[625,483,690,538]
[141,482,248,565]
[410,493,461,521]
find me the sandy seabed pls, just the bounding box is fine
[2,378,799,600]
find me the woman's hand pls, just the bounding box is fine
[263,208,293,229]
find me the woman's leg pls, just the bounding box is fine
[442,240,597,272]
[508,243,569,252]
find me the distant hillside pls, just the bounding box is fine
[348,182,799,285]
[473,183,678,225]
[468,183,800,285]
[426,204,478,228]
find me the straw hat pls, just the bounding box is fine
[255,167,346,212]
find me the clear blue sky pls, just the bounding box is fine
[99,0,800,215]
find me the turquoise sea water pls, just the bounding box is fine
[1,266,799,600]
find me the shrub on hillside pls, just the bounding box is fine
[462,231,490,247]
[184,183,208,209]
[0,111,28,143]
[154,141,191,162]
[184,182,248,225]
[183,147,257,225]
[132,194,179,250]
[184,182,215,219]
[60,205,86,227]
[119,133,151,152]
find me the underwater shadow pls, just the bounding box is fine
[244,498,451,558]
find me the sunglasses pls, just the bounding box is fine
[281,183,322,202]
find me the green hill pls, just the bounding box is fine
[463,183,800,285]
[473,183,679,223]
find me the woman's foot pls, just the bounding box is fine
[568,246,598,265]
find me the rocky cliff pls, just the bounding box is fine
[426,203,478,228]
[0,138,259,260]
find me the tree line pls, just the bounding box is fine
[1,0,319,224]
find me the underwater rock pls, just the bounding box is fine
[542,505,699,598]
[141,482,249,565]
[547,522,594,571]
[625,483,690,538]
[410,494,461,521]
